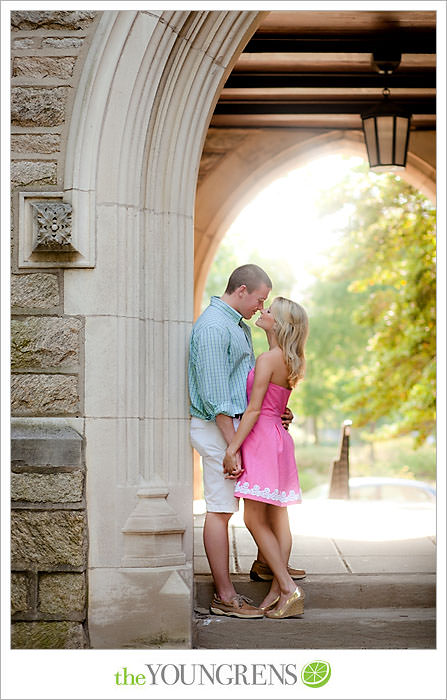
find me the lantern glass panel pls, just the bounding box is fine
[363,116,378,167]
[377,115,394,165]
[394,116,409,166]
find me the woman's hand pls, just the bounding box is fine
[223,449,243,479]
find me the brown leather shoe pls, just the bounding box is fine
[210,593,264,618]
[250,559,306,581]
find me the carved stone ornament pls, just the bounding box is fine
[18,192,95,269]
[121,484,186,568]
[30,201,75,252]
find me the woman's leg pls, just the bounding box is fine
[256,506,292,563]
[266,505,292,566]
[243,499,296,607]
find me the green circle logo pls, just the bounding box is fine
[301,660,331,688]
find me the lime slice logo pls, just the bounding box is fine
[301,660,331,688]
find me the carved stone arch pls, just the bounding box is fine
[63,9,264,648]
[194,128,436,317]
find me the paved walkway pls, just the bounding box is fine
[194,498,437,576]
[193,498,436,649]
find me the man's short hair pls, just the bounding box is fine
[224,264,272,294]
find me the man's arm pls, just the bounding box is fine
[194,326,234,419]
[215,414,243,479]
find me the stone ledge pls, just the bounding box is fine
[13,564,86,573]
[12,465,84,474]
[12,611,86,622]
[12,502,85,511]
[11,422,83,465]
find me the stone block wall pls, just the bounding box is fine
[11,423,88,648]
[10,10,100,649]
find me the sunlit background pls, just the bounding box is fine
[198,153,436,539]
[219,154,361,299]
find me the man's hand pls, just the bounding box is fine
[281,406,293,431]
[223,449,243,480]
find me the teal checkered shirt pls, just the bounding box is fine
[188,296,255,421]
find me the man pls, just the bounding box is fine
[189,264,305,618]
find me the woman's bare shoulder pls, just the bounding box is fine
[253,351,275,379]
[255,350,276,367]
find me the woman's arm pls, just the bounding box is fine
[223,354,272,472]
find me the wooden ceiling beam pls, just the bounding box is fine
[243,32,436,54]
[224,72,436,89]
[214,98,436,115]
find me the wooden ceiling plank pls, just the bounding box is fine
[257,11,436,34]
[214,98,436,115]
[243,33,436,54]
[209,114,436,129]
[224,73,436,89]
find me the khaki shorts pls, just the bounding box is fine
[190,416,240,513]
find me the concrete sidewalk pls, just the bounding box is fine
[193,498,437,577]
[193,499,437,649]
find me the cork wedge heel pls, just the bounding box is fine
[264,587,305,619]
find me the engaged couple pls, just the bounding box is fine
[189,264,309,619]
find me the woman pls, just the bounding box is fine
[223,296,309,619]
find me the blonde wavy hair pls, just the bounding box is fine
[270,296,309,387]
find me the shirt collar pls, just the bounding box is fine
[210,296,243,324]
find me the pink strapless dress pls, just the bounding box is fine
[234,367,302,506]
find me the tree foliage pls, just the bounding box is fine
[316,165,436,445]
[202,165,436,447]
[294,276,370,439]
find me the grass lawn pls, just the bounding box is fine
[295,435,436,494]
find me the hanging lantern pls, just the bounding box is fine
[362,87,412,173]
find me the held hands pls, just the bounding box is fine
[223,449,243,480]
[281,406,294,431]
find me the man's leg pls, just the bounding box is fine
[203,511,237,601]
[190,418,239,599]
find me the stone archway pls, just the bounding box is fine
[62,9,264,648]
[59,8,436,647]
[194,128,436,318]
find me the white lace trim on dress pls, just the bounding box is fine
[234,480,301,503]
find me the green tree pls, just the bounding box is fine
[202,238,240,311]
[295,276,370,442]
[316,165,436,445]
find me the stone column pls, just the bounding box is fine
[62,10,262,648]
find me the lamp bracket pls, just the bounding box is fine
[371,51,402,75]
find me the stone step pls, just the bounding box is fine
[195,573,436,610]
[193,607,436,649]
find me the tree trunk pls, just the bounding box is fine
[312,415,319,445]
